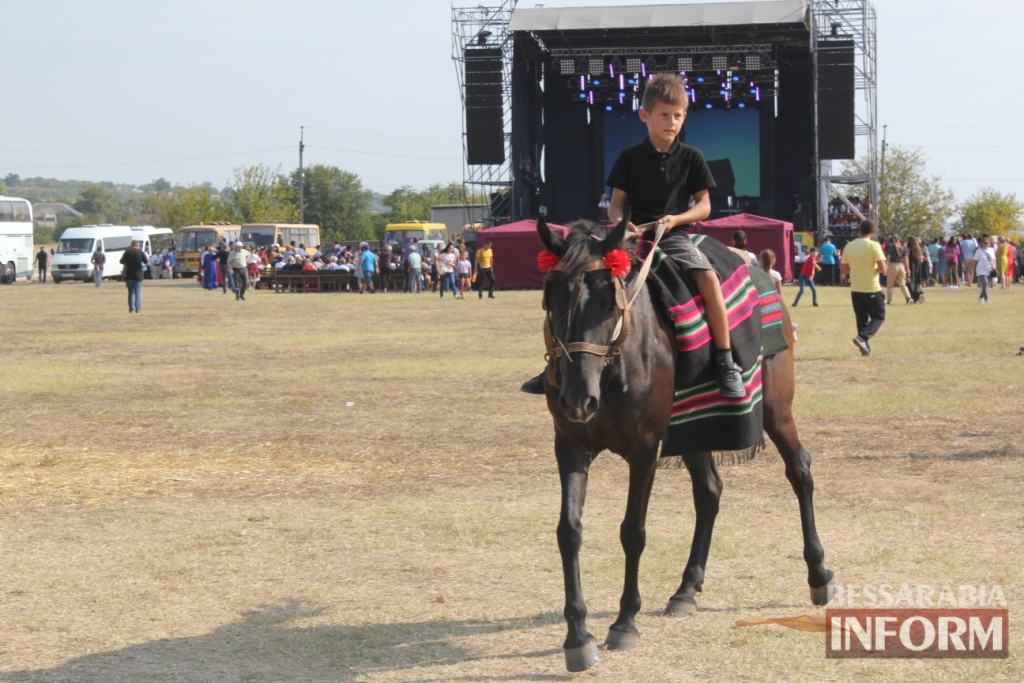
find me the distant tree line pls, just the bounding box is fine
[12,166,487,244]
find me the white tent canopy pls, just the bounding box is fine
[509,0,808,32]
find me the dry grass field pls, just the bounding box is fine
[0,275,1021,682]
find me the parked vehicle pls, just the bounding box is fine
[384,221,448,252]
[240,223,320,251]
[52,225,134,283]
[173,223,241,277]
[0,197,33,284]
[131,225,174,255]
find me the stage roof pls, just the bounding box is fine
[509,1,808,32]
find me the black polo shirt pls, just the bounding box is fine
[606,137,717,227]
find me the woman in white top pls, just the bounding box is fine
[974,237,996,303]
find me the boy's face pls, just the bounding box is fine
[640,100,687,148]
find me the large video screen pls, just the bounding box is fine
[603,108,760,198]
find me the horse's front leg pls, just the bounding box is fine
[555,436,599,672]
[605,447,658,651]
[665,451,722,616]
[761,352,835,604]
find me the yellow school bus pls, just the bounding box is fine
[383,221,448,250]
[174,223,241,277]
[240,223,321,251]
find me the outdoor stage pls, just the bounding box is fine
[455,0,877,235]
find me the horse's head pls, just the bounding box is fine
[538,215,632,423]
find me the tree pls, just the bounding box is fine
[228,164,297,224]
[844,146,955,239]
[956,188,1024,240]
[4,173,19,188]
[141,184,230,229]
[288,164,377,242]
[143,177,172,193]
[73,184,119,223]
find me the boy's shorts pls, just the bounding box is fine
[361,270,374,284]
[645,229,712,272]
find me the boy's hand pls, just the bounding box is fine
[627,222,643,239]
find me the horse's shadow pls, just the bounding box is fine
[1,599,569,683]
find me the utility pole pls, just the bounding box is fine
[298,126,305,223]
[879,124,887,232]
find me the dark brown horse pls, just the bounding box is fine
[536,216,834,672]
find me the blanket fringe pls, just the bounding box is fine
[657,437,765,469]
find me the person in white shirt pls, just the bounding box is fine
[974,237,996,303]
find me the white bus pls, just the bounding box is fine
[0,197,34,284]
[131,225,174,255]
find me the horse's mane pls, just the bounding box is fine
[558,220,629,279]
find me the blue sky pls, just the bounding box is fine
[2,0,1022,204]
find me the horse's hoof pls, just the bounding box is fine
[604,626,640,651]
[810,581,836,606]
[564,638,600,672]
[663,596,697,617]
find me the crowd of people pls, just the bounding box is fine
[193,237,499,299]
[825,196,873,232]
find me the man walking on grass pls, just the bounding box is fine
[840,220,887,356]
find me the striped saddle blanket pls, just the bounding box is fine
[641,234,788,456]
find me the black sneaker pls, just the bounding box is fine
[853,336,871,356]
[715,352,746,398]
[520,373,546,394]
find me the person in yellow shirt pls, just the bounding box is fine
[840,219,887,356]
[473,238,496,299]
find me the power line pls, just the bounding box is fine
[0,127,296,154]
[9,146,295,172]
[310,145,461,162]
[304,125,456,143]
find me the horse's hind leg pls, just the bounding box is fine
[761,350,835,604]
[554,436,600,672]
[664,451,722,616]
[605,448,658,651]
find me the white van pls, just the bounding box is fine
[131,225,174,255]
[52,225,134,283]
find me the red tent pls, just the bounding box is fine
[479,219,570,288]
[691,213,794,282]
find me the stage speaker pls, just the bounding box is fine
[817,40,855,160]
[464,47,505,165]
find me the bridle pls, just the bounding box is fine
[541,223,665,388]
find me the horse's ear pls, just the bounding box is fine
[537,215,565,255]
[601,211,630,255]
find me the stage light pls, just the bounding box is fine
[609,62,616,78]
[588,58,604,75]
[619,74,625,89]
[579,93,586,99]
[738,102,747,108]
[745,54,762,70]
[676,56,693,72]
[705,103,713,109]
[696,76,705,83]
[592,79,601,85]
[626,57,642,73]
[627,78,636,85]
[559,59,576,75]
[579,75,585,90]
[732,76,741,82]
[712,54,728,70]
[606,105,613,111]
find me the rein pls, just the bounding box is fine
[543,223,666,386]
